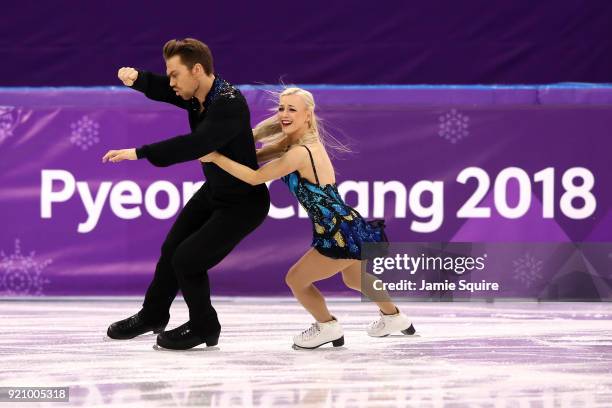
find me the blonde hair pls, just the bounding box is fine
[253,87,350,160]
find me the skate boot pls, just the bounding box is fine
[107,310,169,340]
[292,317,344,350]
[156,321,220,350]
[366,309,415,337]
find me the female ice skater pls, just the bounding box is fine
[199,87,415,349]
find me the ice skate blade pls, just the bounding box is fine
[153,344,219,352]
[367,323,416,338]
[103,331,160,342]
[292,336,344,350]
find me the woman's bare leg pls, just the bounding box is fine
[340,261,398,315]
[285,248,355,322]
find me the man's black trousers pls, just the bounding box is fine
[141,183,270,334]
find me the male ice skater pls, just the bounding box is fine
[102,38,270,350]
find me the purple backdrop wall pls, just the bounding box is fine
[1,84,611,298]
[2,1,612,86]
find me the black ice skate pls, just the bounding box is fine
[156,321,220,350]
[107,311,169,340]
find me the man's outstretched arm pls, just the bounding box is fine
[135,98,246,167]
[118,67,186,109]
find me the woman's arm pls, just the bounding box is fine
[256,139,287,163]
[203,148,304,185]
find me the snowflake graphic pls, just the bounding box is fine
[512,252,543,288]
[0,106,24,144]
[438,109,469,144]
[0,239,52,295]
[70,115,100,150]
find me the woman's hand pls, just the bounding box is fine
[102,148,137,163]
[199,151,220,163]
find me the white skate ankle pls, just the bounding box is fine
[367,310,415,337]
[293,317,344,349]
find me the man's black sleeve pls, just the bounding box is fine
[135,98,245,167]
[130,70,186,109]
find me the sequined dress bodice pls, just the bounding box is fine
[280,145,384,260]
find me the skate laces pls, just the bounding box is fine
[122,313,140,329]
[370,313,390,330]
[370,317,385,330]
[300,323,321,340]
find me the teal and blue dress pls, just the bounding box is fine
[280,145,387,260]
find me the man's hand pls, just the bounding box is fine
[199,151,220,163]
[102,148,137,163]
[117,67,138,86]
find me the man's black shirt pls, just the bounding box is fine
[131,71,260,197]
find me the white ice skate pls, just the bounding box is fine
[292,317,344,349]
[367,309,415,337]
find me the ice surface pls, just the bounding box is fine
[0,298,610,407]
